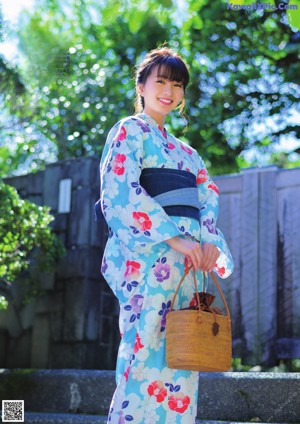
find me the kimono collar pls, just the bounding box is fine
[136,113,168,138]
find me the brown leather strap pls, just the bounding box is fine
[169,265,231,321]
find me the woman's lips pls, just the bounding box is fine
[158,98,173,105]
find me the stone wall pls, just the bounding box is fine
[0,157,119,369]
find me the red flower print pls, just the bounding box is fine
[132,212,152,232]
[116,125,127,142]
[134,333,144,353]
[168,392,190,413]
[158,126,167,139]
[168,141,175,150]
[124,366,130,382]
[215,265,225,276]
[125,260,141,280]
[112,154,126,175]
[180,144,193,155]
[147,380,167,403]
[208,182,219,194]
[197,168,208,184]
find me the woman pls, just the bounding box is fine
[99,47,234,424]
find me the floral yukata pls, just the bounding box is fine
[100,113,234,424]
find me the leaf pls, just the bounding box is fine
[128,10,146,33]
[124,305,132,310]
[102,2,121,23]
[287,0,300,30]
[122,400,129,409]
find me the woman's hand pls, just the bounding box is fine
[165,236,219,272]
[201,242,220,272]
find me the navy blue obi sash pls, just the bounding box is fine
[95,168,200,221]
[139,168,199,220]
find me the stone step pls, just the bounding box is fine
[23,413,282,424]
[0,369,299,423]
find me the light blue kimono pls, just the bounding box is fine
[100,113,234,424]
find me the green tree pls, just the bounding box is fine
[0,181,64,310]
[179,0,300,173]
[0,0,299,176]
[1,0,175,176]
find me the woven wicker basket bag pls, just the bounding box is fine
[166,266,232,372]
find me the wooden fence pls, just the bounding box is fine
[0,159,299,369]
[215,165,300,365]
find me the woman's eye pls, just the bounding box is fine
[156,80,165,84]
[175,83,183,88]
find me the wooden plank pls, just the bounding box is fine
[288,186,300,337]
[281,186,300,337]
[277,187,296,339]
[214,174,242,194]
[276,167,300,189]
[218,192,242,355]
[275,338,300,358]
[257,169,278,365]
[240,169,259,364]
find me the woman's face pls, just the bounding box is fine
[138,65,184,126]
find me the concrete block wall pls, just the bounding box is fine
[0,157,120,370]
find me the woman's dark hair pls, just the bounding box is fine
[134,47,190,113]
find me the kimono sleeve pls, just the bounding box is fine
[100,117,181,252]
[196,157,234,278]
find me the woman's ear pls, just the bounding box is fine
[137,83,144,96]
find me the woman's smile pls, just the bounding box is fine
[158,98,173,105]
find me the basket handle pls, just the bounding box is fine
[169,265,231,320]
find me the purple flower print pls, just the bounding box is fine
[203,218,218,235]
[158,300,171,331]
[130,294,144,314]
[154,262,170,282]
[177,161,184,170]
[101,256,108,274]
[135,119,151,133]
[124,294,143,322]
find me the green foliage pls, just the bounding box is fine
[231,357,300,372]
[0,0,299,176]
[0,180,64,308]
[180,0,300,173]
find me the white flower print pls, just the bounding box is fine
[142,154,159,168]
[104,179,119,199]
[118,342,132,360]
[131,362,148,381]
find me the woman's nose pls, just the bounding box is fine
[162,82,172,96]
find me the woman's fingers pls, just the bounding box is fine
[165,237,220,271]
[165,236,203,270]
[187,241,203,270]
[201,243,220,272]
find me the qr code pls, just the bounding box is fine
[2,400,24,422]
